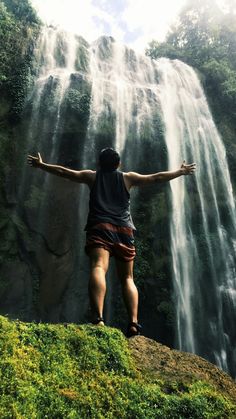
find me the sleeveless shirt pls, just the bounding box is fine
[85,169,136,230]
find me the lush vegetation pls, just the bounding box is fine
[0,315,235,418]
[0,0,41,263]
[146,0,236,183]
[0,0,40,116]
[0,0,41,185]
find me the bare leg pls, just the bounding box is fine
[115,258,139,334]
[89,247,110,325]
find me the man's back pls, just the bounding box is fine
[85,169,135,231]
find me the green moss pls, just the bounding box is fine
[64,89,91,120]
[0,0,41,117]
[0,316,235,418]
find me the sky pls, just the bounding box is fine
[31,0,187,52]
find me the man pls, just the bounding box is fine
[27,148,196,336]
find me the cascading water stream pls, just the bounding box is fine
[35,27,77,158]
[87,37,160,154]
[19,27,78,197]
[157,58,236,374]
[20,27,236,375]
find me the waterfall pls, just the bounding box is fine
[157,58,236,374]
[20,27,236,376]
[33,27,77,156]
[88,37,160,153]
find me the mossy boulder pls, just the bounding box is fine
[0,315,235,418]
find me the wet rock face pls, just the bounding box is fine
[22,175,87,323]
[0,259,32,319]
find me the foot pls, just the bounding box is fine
[126,322,142,338]
[92,317,105,326]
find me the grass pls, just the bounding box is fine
[0,315,235,418]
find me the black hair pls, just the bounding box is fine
[99,148,120,171]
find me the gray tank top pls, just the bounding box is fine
[85,169,136,230]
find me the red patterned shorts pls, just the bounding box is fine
[85,222,136,261]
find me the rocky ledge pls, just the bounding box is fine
[128,335,236,405]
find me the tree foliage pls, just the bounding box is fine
[2,0,39,22]
[147,0,236,67]
[146,0,236,114]
[0,0,40,115]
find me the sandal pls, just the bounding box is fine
[126,322,142,337]
[92,317,105,326]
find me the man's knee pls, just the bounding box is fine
[91,261,106,272]
[116,258,134,282]
[119,274,134,285]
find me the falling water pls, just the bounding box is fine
[35,27,77,157]
[157,58,236,374]
[87,36,160,154]
[20,28,236,375]
[20,26,78,190]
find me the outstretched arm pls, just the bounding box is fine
[27,153,95,187]
[124,161,196,190]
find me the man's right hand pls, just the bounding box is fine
[27,152,43,168]
[180,160,196,176]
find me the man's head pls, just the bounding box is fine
[99,148,120,171]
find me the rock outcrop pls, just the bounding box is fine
[129,335,236,405]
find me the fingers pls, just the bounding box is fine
[183,162,196,167]
[27,153,40,167]
[188,164,196,174]
[188,163,196,170]
[183,162,196,168]
[181,161,196,175]
[27,155,35,164]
